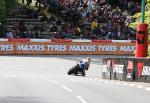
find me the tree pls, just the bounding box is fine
[0,0,6,16]
[129,0,150,34]
[0,0,16,34]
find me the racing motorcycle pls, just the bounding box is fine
[67,64,87,76]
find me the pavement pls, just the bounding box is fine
[0,55,150,103]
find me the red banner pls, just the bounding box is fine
[8,38,30,42]
[137,62,144,78]
[127,61,134,70]
[51,39,72,43]
[0,41,135,55]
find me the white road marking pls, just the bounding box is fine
[110,82,114,84]
[129,84,136,87]
[3,75,17,78]
[89,78,93,81]
[104,80,108,83]
[49,80,59,85]
[116,82,121,85]
[61,85,73,93]
[84,78,88,80]
[11,75,17,77]
[99,79,103,82]
[65,76,149,92]
[66,77,149,92]
[145,87,150,91]
[137,85,143,89]
[123,83,128,86]
[81,78,84,80]
[70,79,78,82]
[40,77,59,85]
[94,79,98,81]
[64,75,68,77]
[40,76,48,80]
[76,96,87,103]
[8,73,14,75]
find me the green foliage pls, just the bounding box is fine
[0,0,17,34]
[5,0,17,9]
[125,0,150,57]
[129,0,150,34]
[0,0,6,34]
[0,0,17,16]
[0,0,6,16]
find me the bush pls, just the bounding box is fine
[128,0,150,57]
[0,0,17,34]
[0,0,17,16]
[0,0,6,16]
[129,0,150,34]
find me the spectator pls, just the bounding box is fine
[27,0,32,6]
[5,0,140,40]
[35,30,42,38]
[22,0,25,3]
[91,19,99,31]
[74,25,81,38]
[17,20,27,33]
[6,29,14,38]
[27,30,34,38]
[38,7,48,22]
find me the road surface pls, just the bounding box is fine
[0,55,150,103]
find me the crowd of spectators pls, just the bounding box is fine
[6,5,48,38]
[5,0,142,40]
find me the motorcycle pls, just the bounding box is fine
[67,64,86,76]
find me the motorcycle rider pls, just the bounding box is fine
[68,57,91,76]
[78,57,91,71]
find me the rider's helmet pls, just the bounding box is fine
[87,57,91,62]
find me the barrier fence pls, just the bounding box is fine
[0,40,135,55]
[102,58,150,83]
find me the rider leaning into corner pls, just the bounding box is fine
[78,57,91,71]
[68,57,91,76]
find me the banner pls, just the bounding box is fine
[137,62,144,78]
[102,65,108,72]
[141,66,150,76]
[127,61,134,79]
[127,61,134,70]
[102,58,150,82]
[113,65,124,73]
[107,60,111,67]
[0,42,135,55]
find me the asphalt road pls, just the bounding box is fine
[0,55,150,103]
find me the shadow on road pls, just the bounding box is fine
[0,96,64,103]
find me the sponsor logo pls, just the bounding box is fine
[69,45,96,51]
[47,45,67,51]
[98,45,117,51]
[120,46,135,52]
[17,44,45,51]
[113,65,124,73]
[0,44,14,51]
[127,61,133,70]
[141,66,150,76]
[127,73,132,78]
[102,65,108,72]
[0,42,135,54]
[107,60,111,67]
